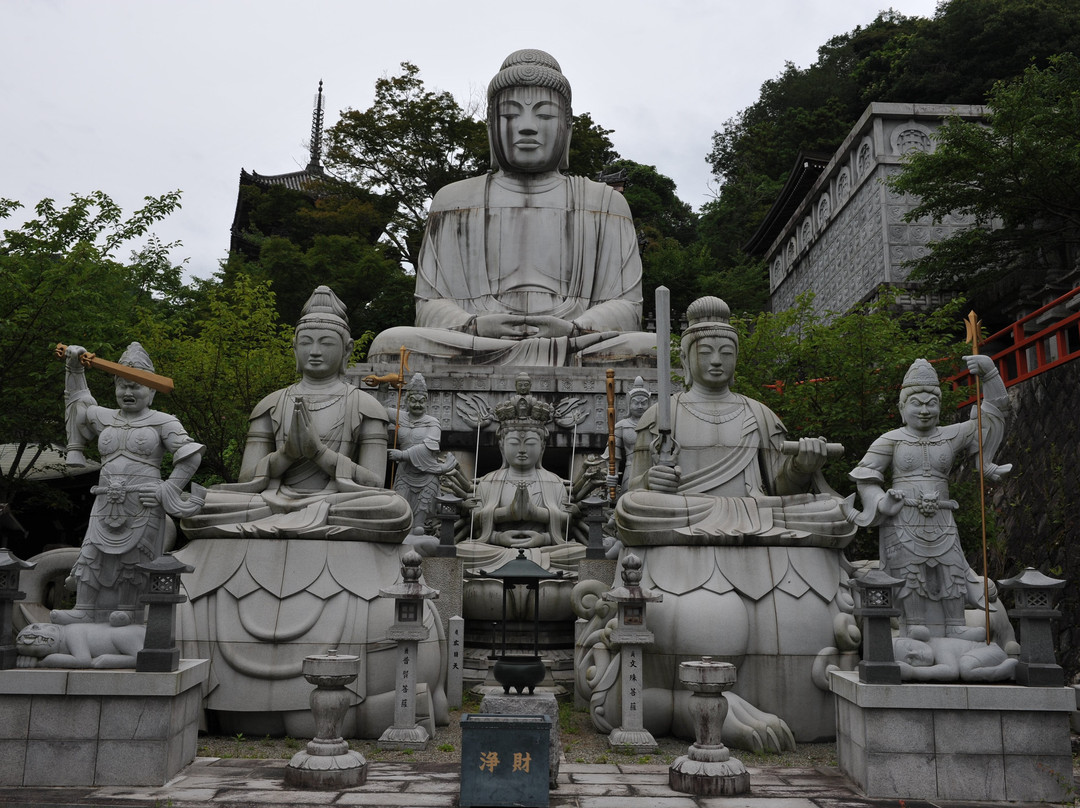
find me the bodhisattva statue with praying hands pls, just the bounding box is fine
[177,286,445,739]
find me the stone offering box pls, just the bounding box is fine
[830,669,1076,802]
[0,659,208,787]
[460,713,551,808]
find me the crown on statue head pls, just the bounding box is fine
[494,395,554,436]
[901,358,940,389]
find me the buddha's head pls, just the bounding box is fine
[514,372,532,396]
[487,49,572,174]
[499,427,546,472]
[680,297,739,392]
[293,286,354,380]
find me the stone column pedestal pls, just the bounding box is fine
[285,651,367,789]
[668,657,750,796]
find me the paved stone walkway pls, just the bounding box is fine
[0,757,1074,808]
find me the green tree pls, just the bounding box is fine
[224,176,412,333]
[567,112,620,179]
[0,191,181,509]
[602,159,704,319]
[325,62,489,271]
[701,0,1080,313]
[887,0,1080,103]
[729,292,971,560]
[887,54,1080,312]
[137,274,296,484]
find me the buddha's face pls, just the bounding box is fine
[899,389,941,435]
[493,86,567,173]
[687,337,738,392]
[515,374,532,395]
[295,326,350,380]
[501,428,545,472]
[115,377,153,415]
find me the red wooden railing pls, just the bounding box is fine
[950,285,1080,406]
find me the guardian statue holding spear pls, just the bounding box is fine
[843,339,1012,645]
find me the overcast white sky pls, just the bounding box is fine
[1,0,941,279]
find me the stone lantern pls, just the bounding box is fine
[434,491,461,557]
[135,554,193,673]
[580,495,607,559]
[998,567,1066,687]
[378,550,438,749]
[469,548,565,695]
[849,568,905,684]
[602,553,661,752]
[0,547,34,669]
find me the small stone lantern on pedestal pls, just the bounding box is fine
[581,495,607,559]
[602,553,661,752]
[999,567,1066,687]
[668,657,750,796]
[0,547,34,669]
[136,554,193,673]
[435,492,461,557]
[378,550,439,750]
[849,568,904,685]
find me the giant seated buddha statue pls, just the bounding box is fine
[576,297,859,752]
[177,287,445,739]
[368,49,653,368]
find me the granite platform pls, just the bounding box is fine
[0,755,1075,808]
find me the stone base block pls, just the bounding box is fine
[377,723,430,751]
[608,726,658,753]
[0,659,208,787]
[284,749,367,788]
[480,691,560,789]
[829,669,1075,802]
[669,754,750,796]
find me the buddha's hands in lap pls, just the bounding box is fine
[492,529,548,548]
[647,464,681,493]
[568,330,619,352]
[474,314,574,339]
